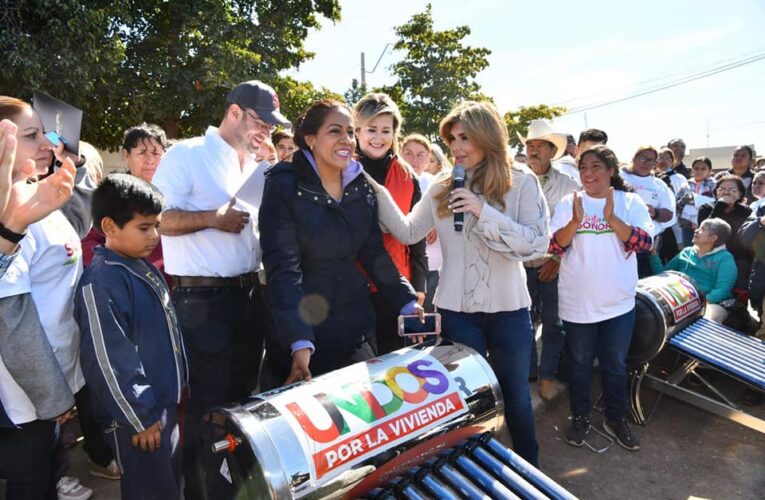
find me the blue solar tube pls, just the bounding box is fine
[480,434,578,500]
[467,444,546,499]
[416,471,460,500]
[453,454,521,499]
[437,462,491,500]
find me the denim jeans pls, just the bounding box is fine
[526,267,565,380]
[440,308,539,466]
[564,308,635,422]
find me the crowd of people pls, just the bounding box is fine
[0,80,764,500]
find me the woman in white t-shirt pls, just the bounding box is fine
[550,145,653,452]
[620,146,676,277]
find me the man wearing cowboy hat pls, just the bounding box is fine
[518,119,579,402]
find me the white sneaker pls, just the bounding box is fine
[57,476,93,500]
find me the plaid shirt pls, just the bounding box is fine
[548,226,653,257]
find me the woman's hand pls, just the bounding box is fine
[571,191,584,224]
[449,187,482,217]
[1,158,76,233]
[604,187,615,222]
[284,348,312,385]
[47,138,81,171]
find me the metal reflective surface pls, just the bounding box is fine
[629,271,705,366]
[198,340,503,499]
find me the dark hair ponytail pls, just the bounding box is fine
[578,145,632,192]
[293,99,349,150]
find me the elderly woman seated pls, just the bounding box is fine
[651,217,737,323]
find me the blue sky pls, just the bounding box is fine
[288,0,765,163]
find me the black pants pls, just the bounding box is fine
[0,420,57,500]
[75,386,113,467]
[260,339,377,392]
[173,284,266,500]
[371,292,406,355]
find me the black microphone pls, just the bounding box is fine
[452,165,465,232]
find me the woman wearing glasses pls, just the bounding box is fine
[620,146,677,276]
[698,175,753,288]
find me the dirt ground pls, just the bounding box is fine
[3,362,764,500]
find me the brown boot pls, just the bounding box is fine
[539,378,562,402]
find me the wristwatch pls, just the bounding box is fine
[0,222,26,244]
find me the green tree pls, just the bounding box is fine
[504,104,567,151]
[386,4,491,140]
[343,78,368,107]
[272,76,344,123]
[0,0,341,149]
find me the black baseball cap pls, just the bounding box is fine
[226,80,291,129]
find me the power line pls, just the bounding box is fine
[563,51,765,115]
[552,49,765,107]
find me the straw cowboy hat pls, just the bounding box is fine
[517,120,568,160]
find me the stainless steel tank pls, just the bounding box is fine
[197,340,504,499]
[628,271,705,366]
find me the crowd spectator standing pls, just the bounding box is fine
[422,143,451,312]
[352,93,427,354]
[258,100,420,388]
[75,174,187,500]
[151,80,287,500]
[657,146,689,259]
[668,138,691,178]
[272,129,297,162]
[739,197,765,339]
[550,145,653,452]
[0,115,82,500]
[621,146,677,276]
[698,175,753,290]
[518,119,579,402]
[374,100,550,466]
[677,157,716,246]
[716,145,756,202]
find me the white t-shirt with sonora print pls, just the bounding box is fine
[551,190,653,324]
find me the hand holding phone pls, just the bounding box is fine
[398,313,441,337]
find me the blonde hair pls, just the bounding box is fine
[402,133,430,151]
[352,93,404,154]
[434,101,512,218]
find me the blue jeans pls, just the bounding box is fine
[526,267,565,380]
[564,308,635,422]
[440,308,539,466]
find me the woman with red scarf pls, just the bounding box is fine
[352,93,427,354]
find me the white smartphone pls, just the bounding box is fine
[397,313,441,337]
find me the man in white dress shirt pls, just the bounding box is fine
[152,80,290,500]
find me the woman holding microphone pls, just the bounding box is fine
[371,100,549,465]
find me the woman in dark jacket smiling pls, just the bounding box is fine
[259,100,420,388]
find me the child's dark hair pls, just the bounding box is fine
[578,145,632,192]
[293,99,350,150]
[92,173,164,234]
[122,123,167,152]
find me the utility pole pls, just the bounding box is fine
[360,52,366,87]
[706,119,710,147]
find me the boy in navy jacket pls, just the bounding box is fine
[74,174,188,500]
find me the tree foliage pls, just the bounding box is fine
[343,78,368,108]
[504,104,568,151]
[385,4,491,141]
[0,0,341,149]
